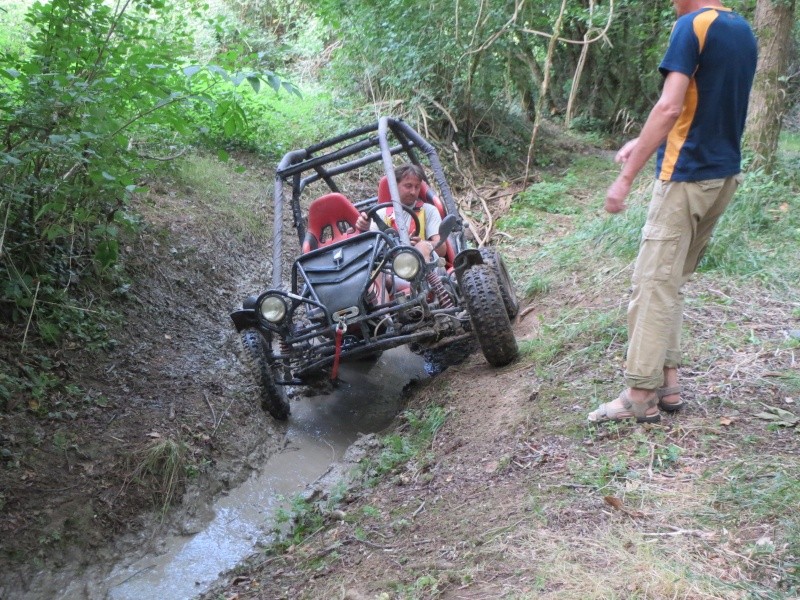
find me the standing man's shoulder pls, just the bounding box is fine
[662,6,755,74]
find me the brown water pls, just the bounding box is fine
[93,348,427,600]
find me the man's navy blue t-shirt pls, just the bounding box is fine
[656,7,757,182]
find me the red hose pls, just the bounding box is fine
[331,326,344,380]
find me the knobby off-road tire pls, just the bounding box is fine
[460,264,519,367]
[479,248,519,319]
[241,329,290,420]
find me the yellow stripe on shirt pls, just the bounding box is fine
[660,80,698,180]
[659,9,720,180]
[693,8,720,52]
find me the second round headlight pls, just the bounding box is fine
[259,295,287,323]
[392,250,421,280]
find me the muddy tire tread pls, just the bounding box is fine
[479,248,519,319]
[241,329,290,420]
[460,264,518,367]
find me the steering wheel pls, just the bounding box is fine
[364,202,421,237]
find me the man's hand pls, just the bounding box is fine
[605,176,631,214]
[355,211,370,232]
[604,137,639,214]
[615,137,639,164]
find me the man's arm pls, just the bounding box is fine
[422,205,446,257]
[427,234,446,257]
[605,71,691,213]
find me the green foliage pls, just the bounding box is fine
[311,0,678,155]
[194,83,339,157]
[367,406,447,484]
[699,168,800,289]
[389,574,441,597]
[273,495,326,550]
[0,0,297,345]
[573,452,632,490]
[0,0,35,56]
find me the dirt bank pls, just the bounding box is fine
[0,154,286,594]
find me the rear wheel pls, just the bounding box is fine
[479,248,519,319]
[460,264,518,367]
[241,329,290,420]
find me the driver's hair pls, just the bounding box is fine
[394,163,425,183]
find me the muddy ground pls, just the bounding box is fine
[0,155,288,595]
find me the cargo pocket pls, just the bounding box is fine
[696,178,725,192]
[632,224,681,284]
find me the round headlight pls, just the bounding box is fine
[393,250,421,280]
[259,295,287,323]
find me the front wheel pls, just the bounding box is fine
[479,248,519,319]
[241,329,290,420]
[460,264,518,367]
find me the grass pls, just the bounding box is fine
[505,148,800,300]
[364,406,448,486]
[132,437,187,515]
[519,306,626,369]
[700,170,800,289]
[779,130,800,155]
[464,150,800,598]
[698,459,800,595]
[163,154,272,244]
[272,495,327,551]
[224,83,349,159]
[266,405,449,554]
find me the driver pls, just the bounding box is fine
[354,163,445,261]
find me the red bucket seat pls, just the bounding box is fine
[302,193,361,253]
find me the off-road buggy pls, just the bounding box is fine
[231,116,518,419]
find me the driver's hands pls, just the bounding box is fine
[355,212,370,232]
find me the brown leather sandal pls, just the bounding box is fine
[656,385,685,412]
[587,390,660,424]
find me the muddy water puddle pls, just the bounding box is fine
[30,348,427,600]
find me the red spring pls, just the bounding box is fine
[331,326,344,380]
[426,270,453,308]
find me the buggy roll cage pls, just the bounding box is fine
[271,116,464,288]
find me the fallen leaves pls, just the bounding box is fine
[603,495,646,518]
[753,403,800,429]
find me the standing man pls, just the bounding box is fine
[588,0,757,424]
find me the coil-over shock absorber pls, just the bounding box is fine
[426,268,453,308]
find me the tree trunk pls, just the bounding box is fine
[746,0,796,171]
